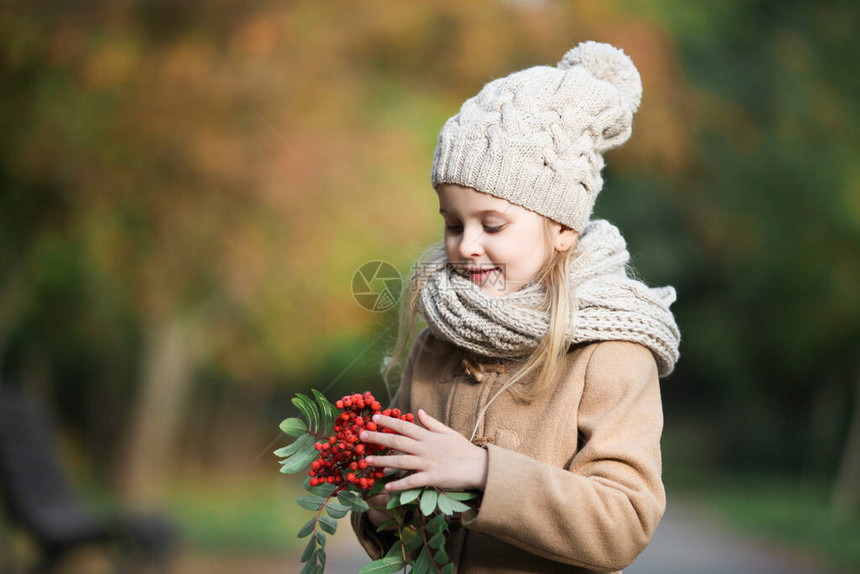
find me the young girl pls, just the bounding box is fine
[351,41,680,574]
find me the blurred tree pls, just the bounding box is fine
[1,0,857,519]
[619,0,860,515]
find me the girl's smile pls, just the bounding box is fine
[463,265,501,284]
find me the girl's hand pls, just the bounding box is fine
[360,409,488,492]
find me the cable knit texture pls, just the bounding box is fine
[417,219,680,376]
[431,41,642,231]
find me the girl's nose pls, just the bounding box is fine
[458,226,485,259]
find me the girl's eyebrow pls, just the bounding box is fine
[439,208,509,217]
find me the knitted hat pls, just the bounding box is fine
[431,41,642,232]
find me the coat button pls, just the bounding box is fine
[462,358,486,383]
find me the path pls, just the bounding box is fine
[166,499,846,573]
[320,499,843,574]
[626,501,840,574]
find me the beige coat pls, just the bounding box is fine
[352,328,665,573]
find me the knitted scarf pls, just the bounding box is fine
[416,220,680,376]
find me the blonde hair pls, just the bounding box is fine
[382,218,580,414]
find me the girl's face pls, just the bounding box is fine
[437,183,575,297]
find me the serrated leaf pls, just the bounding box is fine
[274,433,313,458]
[436,493,454,516]
[293,393,320,434]
[436,493,470,515]
[446,498,471,513]
[443,491,478,501]
[337,490,369,513]
[279,445,319,474]
[300,538,315,562]
[296,495,325,511]
[428,531,445,550]
[399,488,422,505]
[434,547,449,564]
[298,517,316,538]
[311,389,336,435]
[318,515,337,535]
[419,489,438,516]
[279,417,308,437]
[359,556,406,574]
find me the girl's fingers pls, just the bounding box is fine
[415,408,451,433]
[366,454,423,471]
[360,429,418,453]
[383,471,429,492]
[371,414,424,439]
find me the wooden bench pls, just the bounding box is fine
[0,386,179,573]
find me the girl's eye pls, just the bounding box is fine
[484,224,505,233]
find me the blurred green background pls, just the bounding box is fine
[1,0,858,572]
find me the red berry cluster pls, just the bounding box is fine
[308,391,415,491]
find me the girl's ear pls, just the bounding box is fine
[554,226,579,252]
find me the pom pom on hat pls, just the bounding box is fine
[431,40,644,232]
[558,41,642,113]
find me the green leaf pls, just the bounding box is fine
[325,499,349,513]
[308,480,337,498]
[300,538,315,562]
[312,389,336,435]
[399,488,422,505]
[293,393,320,434]
[279,445,319,474]
[358,556,406,574]
[279,417,308,437]
[434,547,449,564]
[296,495,325,511]
[413,547,431,574]
[337,491,369,513]
[315,531,326,548]
[436,493,470,515]
[419,489,438,516]
[318,515,338,535]
[384,540,403,559]
[441,563,454,574]
[443,491,478,501]
[375,519,395,532]
[404,530,424,553]
[427,514,447,532]
[425,514,448,534]
[436,493,454,516]
[274,433,313,458]
[428,531,445,550]
[300,560,317,574]
[325,504,348,519]
[298,517,316,538]
[385,492,402,510]
[446,498,471,513]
